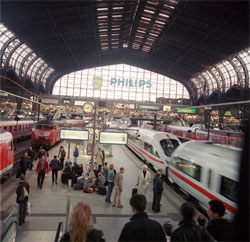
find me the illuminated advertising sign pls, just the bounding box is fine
[110,78,152,88]
[60,129,89,141]
[176,108,197,114]
[99,131,128,145]
[138,105,160,111]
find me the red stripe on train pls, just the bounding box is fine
[128,141,164,164]
[168,167,237,214]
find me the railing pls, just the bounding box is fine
[54,221,64,242]
[0,206,18,242]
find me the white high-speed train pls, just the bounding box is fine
[168,141,241,218]
[127,128,181,174]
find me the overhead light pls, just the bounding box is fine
[144,9,155,14]
[123,43,128,48]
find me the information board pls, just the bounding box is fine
[60,129,89,141]
[99,131,128,145]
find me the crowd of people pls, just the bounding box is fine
[15,145,244,242]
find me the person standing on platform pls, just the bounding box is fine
[105,164,116,203]
[50,155,60,185]
[102,148,105,166]
[73,147,79,163]
[118,194,166,242]
[95,148,103,171]
[20,152,30,176]
[112,167,124,208]
[38,146,46,159]
[152,173,163,212]
[28,146,36,169]
[103,162,109,179]
[137,165,151,196]
[58,146,66,169]
[16,175,30,225]
[36,155,49,189]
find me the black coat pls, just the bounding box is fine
[60,228,105,242]
[16,181,30,204]
[171,220,216,242]
[206,219,231,241]
[118,212,166,242]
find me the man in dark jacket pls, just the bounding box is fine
[20,152,30,175]
[171,202,216,242]
[206,200,231,241]
[118,194,166,241]
[16,175,30,225]
[28,146,36,169]
[152,173,163,212]
[50,155,60,185]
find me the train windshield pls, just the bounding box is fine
[160,139,179,157]
[35,124,54,129]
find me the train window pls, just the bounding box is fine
[173,157,201,182]
[19,125,21,130]
[4,126,7,130]
[220,176,238,202]
[36,125,42,129]
[160,139,175,157]
[207,169,212,188]
[14,126,17,131]
[9,126,12,132]
[155,150,160,158]
[144,142,153,154]
[9,141,12,151]
[43,125,53,129]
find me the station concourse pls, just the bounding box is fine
[0,0,249,241]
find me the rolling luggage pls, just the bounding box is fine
[132,187,138,197]
[73,183,83,190]
[61,173,68,184]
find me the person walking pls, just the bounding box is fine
[27,146,36,169]
[118,194,166,241]
[16,175,30,225]
[152,173,163,212]
[50,155,60,185]
[73,147,79,163]
[137,165,151,196]
[38,146,46,159]
[58,146,66,169]
[112,167,124,208]
[105,164,116,203]
[20,152,30,176]
[95,148,103,171]
[102,149,105,166]
[36,155,49,189]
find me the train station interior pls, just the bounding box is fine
[0,1,249,242]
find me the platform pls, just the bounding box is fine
[1,141,187,242]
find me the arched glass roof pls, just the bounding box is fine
[192,47,250,98]
[0,24,54,87]
[52,64,189,102]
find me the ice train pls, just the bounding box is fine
[168,141,241,218]
[127,128,181,174]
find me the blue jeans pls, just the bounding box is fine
[105,182,114,202]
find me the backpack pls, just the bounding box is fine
[61,150,66,158]
[73,149,79,157]
[19,186,29,202]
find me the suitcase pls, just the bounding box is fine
[132,188,138,196]
[73,183,83,190]
[61,173,68,184]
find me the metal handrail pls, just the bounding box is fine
[54,221,64,242]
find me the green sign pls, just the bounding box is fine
[176,108,197,114]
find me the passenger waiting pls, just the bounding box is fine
[60,202,105,242]
[83,166,96,190]
[171,202,216,242]
[93,172,106,194]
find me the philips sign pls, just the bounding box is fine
[110,78,152,88]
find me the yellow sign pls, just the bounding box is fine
[93,76,102,89]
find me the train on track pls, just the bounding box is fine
[31,119,85,149]
[0,130,14,182]
[168,141,241,218]
[0,119,36,142]
[127,128,181,173]
[157,125,244,148]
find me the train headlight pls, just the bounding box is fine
[44,137,48,140]
[35,136,39,139]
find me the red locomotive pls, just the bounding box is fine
[0,130,14,182]
[31,119,85,149]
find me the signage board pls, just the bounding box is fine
[74,100,85,106]
[99,131,128,145]
[138,105,160,111]
[62,98,71,105]
[42,98,58,104]
[60,129,89,141]
[175,108,197,114]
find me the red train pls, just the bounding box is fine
[157,125,244,148]
[0,130,14,182]
[31,119,85,149]
[1,119,36,142]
